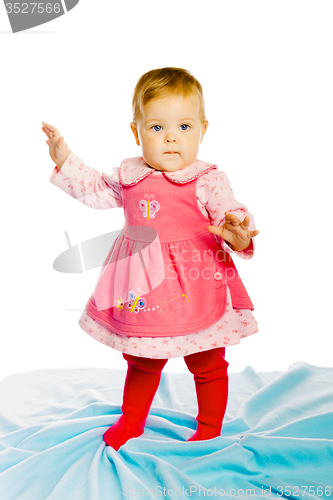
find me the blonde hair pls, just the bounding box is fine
[132,67,207,123]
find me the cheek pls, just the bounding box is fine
[142,135,159,151]
[188,136,201,151]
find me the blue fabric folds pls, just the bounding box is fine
[0,362,332,499]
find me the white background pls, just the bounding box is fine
[0,1,332,382]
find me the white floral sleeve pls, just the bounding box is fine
[196,169,256,260]
[49,151,123,209]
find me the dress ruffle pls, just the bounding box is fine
[79,287,258,359]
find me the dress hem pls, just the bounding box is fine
[79,315,259,359]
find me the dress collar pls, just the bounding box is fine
[118,157,217,186]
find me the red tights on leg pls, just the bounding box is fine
[103,354,168,450]
[104,347,228,449]
[184,347,229,441]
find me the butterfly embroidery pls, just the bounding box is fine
[127,289,147,313]
[139,194,160,220]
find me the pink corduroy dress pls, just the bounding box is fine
[50,153,259,359]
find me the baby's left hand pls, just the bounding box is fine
[207,212,259,251]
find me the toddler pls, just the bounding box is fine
[42,67,259,451]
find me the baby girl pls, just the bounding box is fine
[42,67,259,451]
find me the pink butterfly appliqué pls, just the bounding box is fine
[139,194,160,220]
[127,288,147,314]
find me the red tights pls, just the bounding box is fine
[103,347,229,450]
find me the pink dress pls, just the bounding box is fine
[50,152,259,359]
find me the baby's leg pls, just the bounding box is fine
[104,354,168,450]
[184,347,229,441]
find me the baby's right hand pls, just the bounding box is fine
[42,121,70,170]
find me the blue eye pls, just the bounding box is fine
[180,124,189,130]
[152,125,162,132]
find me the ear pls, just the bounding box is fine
[130,122,140,146]
[200,121,209,144]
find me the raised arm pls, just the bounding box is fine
[42,122,123,210]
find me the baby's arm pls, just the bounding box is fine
[42,122,123,209]
[198,169,258,259]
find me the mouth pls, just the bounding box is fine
[164,151,179,155]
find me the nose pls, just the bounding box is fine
[165,133,176,143]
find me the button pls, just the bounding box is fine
[207,248,213,256]
[214,272,222,281]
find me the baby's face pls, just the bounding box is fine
[131,93,208,172]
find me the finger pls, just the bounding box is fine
[42,127,56,139]
[224,212,236,224]
[206,225,223,236]
[42,123,61,139]
[42,127,51,137]
[249,230,259,238]
[42,124,53,135]
[240,216,250,229]
[42,122,56,130]
[226,212,241,226]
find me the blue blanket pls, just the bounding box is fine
[0,362,332,499]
